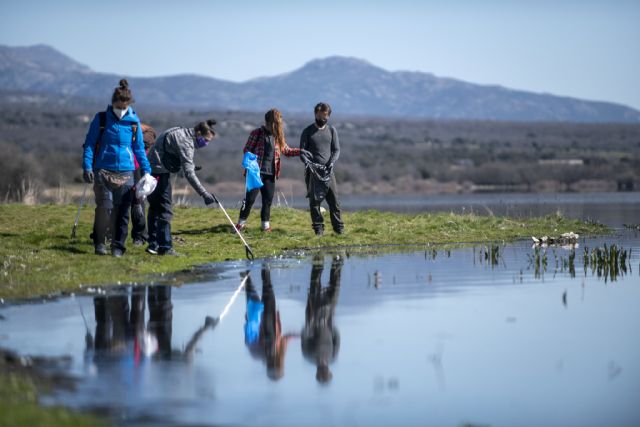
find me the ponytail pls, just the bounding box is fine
[195,118,217,137]
[111,78,134,104]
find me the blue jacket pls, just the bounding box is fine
[82,106,151,174]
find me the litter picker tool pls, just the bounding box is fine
[77,298,94,349]
[70,183,89,239]
[181,273,250,360]
[219,272,250,321]
[214,198,255,260]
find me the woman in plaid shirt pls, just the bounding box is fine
[236,109,300,232]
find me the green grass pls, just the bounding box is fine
[0,204,608,299]
[0,371,103,427]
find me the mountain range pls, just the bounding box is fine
[1,44,639,122]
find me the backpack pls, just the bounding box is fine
[140,123,157,151]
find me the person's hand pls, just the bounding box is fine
[83,170,94,183]
[205,316,219,328]
[203,192,218,205]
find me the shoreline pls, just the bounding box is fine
[0,204,609,300]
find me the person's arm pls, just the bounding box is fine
[327,126,340,167]
[132,121,151,174]
[281,143,300,157]
[175,132,209,196]
[244,129,260,154]
[82,113,101,172]
[299,128,312,165]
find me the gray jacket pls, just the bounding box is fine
[148,127,208,196]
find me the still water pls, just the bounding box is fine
[1,195,639,427]
[1,236,639,426]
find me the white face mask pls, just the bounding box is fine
[113,106,128,119]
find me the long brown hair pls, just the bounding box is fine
[265,108,285,151]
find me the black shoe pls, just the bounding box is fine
[111,248,124,258]
[334,228,344,235]
[159,248,180,256]
[95,244,108,256]
[314,229,324,236]
[133,239,145,246]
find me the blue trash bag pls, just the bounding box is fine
[242,152,263,192]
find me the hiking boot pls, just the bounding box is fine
[159,248,180,256]
[146,246,158,255]
[234,223,246,233]
[111,248,124,258]
[95,244,108,256]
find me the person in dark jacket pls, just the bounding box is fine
[235,109,300,232]
[301,254,342,384]
[145,120,218,256]
[130,124,157,245]
[82,79,152,257]
[299,103,344,236]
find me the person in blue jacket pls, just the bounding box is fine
[82,79,152,257]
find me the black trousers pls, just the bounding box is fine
[93,170,134,252]
[130,168,147,243]
[147,173,173,252]
[306,172,344,233]
[239,174,276,222]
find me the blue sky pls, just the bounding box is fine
[1,0,639,109]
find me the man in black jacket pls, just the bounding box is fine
[299,103,344,236]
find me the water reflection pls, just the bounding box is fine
[244,266,298,380]
[90,285,216,367]
[527,244,633,282]
[301,254,342,384]
[2,232,638,427]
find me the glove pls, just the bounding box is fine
[83,170,94,183]
[203,192,218,205]
[205,316,219,328]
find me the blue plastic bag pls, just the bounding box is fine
[242,152,263,192]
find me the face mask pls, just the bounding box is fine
[315,117,328,127]
[196,135,209,148]
[113,107,128,119]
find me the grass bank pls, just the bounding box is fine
[0,349,103,427]
[0,204,607,299]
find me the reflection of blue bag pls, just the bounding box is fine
[244,299,264,344]
[242,152,263,192]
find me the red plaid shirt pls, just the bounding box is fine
[243,126,300,179]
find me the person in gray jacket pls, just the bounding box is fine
[300,102,344,236]
[146,119,218,255]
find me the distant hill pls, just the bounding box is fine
[1,44,639,122]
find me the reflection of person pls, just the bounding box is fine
[301,254,342,383]
[299,103,344,236]
[91,285,216,365]
[92,286,146,365]
[236,109,300,232]
[244,265,297,380]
